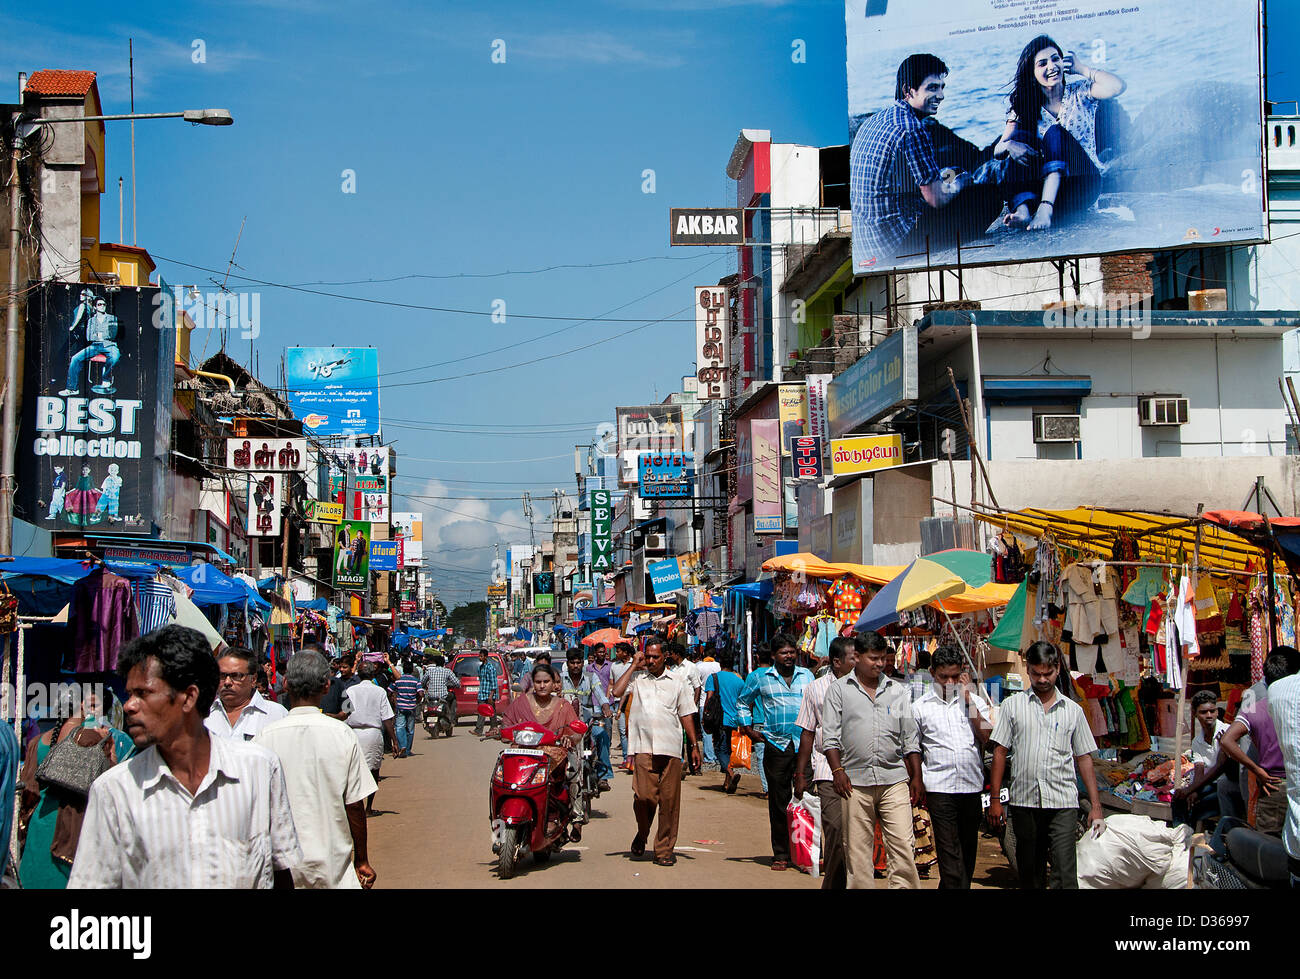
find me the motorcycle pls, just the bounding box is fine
[580,717,607,804]
[423,693,455,739]
[489,720,590,879]
[1191,820,1292,889]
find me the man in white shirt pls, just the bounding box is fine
[609,635,702,866]
[256,649,377,888]
[69,625,301,889]
[911,643,993,889]
[793,635,858,889]
[344,661,397,814]
[666,643,703,774]
[205,647,288,741]
[1173,690,1234,829]
[693,650,722,768]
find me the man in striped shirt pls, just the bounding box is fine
[390,659,422,758]
[737,632,815,872]
[1265,663,1300,888]
[912,643,993,889]
[988,641,1104,889]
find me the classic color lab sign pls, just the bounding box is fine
[829,434,905,476]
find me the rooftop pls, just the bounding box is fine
[25,69,97,98]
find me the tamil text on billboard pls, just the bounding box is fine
[695,287,728,400]
[18,283,174,535]
[845,0,1265,275]
[616,405,685,486]
[638,451,694,499]
[830,434,905,477]
[286,347,381,439]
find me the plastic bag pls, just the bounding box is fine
[1076,814,1190,889]
[729,731,752,770]
[787,794,820,874]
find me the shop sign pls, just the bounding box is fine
[591,489,613,572]
[829,434,904,476]
[638,451,694,498]
[247,473,283,537]
[103,546,191,570]
[828,327,917,438]
[226,438,308,473]
[806,374,832,444]
[370,539,400,571]
[670,207,744,246]
[648,557,683,599]
[305,499,343,524]
[793,436,823,480]
[778,383,809,455]
[333,519,372,590]
[695,286,728,400]
[752,419,782,534]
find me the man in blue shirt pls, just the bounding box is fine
[704,651,744,791]
[737,633,815,872]
[475,650,501,736]
[563,647,613,791]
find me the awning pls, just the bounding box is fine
[576,605,619,622]
[175,564,271,610]
[761,553,906,584]
[727,580,774,600]
[619,602,676,615]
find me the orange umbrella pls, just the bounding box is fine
[581,627,629,647]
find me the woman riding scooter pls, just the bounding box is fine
[499,663,589,834]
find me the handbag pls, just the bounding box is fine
[34,727,113,797]
[702,692,722,735]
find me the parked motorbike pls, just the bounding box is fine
[580,717,606,804]
[423,693,455,739]
[489,720,589,879]
[1192,821,1291,889]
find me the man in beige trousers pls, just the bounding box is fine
[822,630,923,889]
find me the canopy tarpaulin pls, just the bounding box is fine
[619,602,676,615]
[576,605,620,622]
[761,552,908,585]
[727,580,774,600]
[582,627,630,647]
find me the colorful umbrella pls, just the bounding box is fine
[581,627,629,647]
[853,549,992,633]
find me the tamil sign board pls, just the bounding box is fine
[638,452,694,498]
[829,434,905,477]
[17,283,175,535]
[590,489,614,572]
[670,208,744,246]
[333,519,372,590]
[226,438,308,473]
[695,287,728,401]
[247,473,282,537]
[285,347,381,439]
[369,539,400,571]
[845,0,1266,277]
[828,327,918,439]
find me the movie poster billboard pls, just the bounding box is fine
[845,0,1266,275]
[393,511,423,567]
[616,405,685,486]
[17,283,174,534]
[285,346,381,439]
[333,519,372,590]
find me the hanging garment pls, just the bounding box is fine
[134,576,177,634]
[72,568,140,673]
[826,578,865,630]
[1059,562,1120,644]
[990,533,1027,584]
[1121,567,1167,624]
[1032,533,1062,626]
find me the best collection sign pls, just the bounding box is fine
[590,489,613,572]
[670,208,744,246]
[695,287,728,401]
[829,434,905,477]
[638,452,694,498]
[828,327,918,439]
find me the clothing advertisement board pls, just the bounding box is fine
[226,438,308,473]
[845,0,1266,275]
[392,511,423,566]
[333,520,373,590]
[285,347,381,439]
[17,283,174,535]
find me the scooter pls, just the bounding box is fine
[423,693,455,739]
[1191,820,1292,889]
[489,719,589,880]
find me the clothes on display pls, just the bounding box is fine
[825,578,865,630]
[70,566,139,673]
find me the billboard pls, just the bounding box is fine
[845,0,1266,275]
[333,519,372,590]
[793,436,824,480]
[828,327,918,439]
[285,346,381,439]
[369,538,400,571]
[392,511,423,566]
[778,383,809,455]
[590,490,613,572]
[638,451,694,499]
[227,438,308,473]
[695,286,729,400]
[671,208,745,246]
[648,557,683,599]
[616,405,685,486]
[246,472,283,537]
[752,419,782,534]
[18,283,174,535]
[830,434,905,476]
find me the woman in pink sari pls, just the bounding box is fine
[499,664,587,827]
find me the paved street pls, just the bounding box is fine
[366,719,1019,889]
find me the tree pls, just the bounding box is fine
[446,601,488,641]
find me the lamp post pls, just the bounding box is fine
[1,107,232,554]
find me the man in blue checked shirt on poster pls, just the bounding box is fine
[737,633,814,872]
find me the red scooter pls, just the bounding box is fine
[489,719,588,879]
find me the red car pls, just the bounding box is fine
[451,651,511,720]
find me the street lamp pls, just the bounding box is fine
[1,106,233,553]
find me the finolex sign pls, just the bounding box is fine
[828,326,918,439]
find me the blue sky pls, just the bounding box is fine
[12,0,1297,605]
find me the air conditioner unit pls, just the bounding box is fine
[643,534,667,552]
[1033,414,1081,443]
[1138,396,1189,427]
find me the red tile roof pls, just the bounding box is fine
[25,70,97,97]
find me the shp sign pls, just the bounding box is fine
[829,434,904,477]
[670,208,744,246]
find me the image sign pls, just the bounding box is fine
[333,519,373,590]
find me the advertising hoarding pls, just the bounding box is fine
[285,346,381,439]
[590,490,613,572]
[17,283,174,535]
[638,451,694,499]
[695,286,729,400]
[616,405,686,486]
[369,539,400,571]
[333,519,373,590]
[751,419,783,534]
[830,434,906,476]
[845,0,1266,275]
[671,208,745,246]
[778,383,809,454]
[226,438,308,473]
[806,374,832,444]
[246,472,283,537]
[304,499,343,524]
[648,557,684,599]
[793,436,824,480]
[392,511,423,566]
[828,327,918,438]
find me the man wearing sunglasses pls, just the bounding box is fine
[205,647,288,741]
